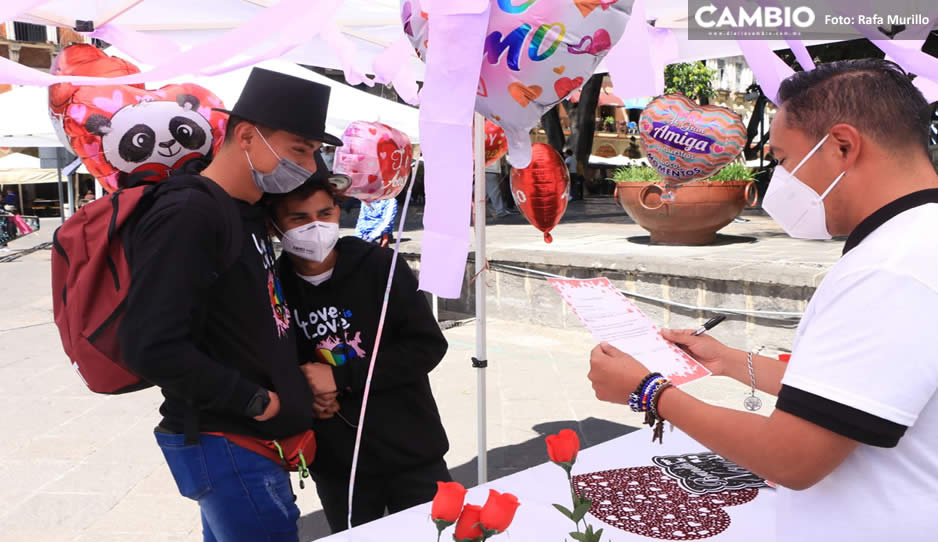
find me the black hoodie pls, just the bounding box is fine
[119,175,315,439]
[279,237,449,477]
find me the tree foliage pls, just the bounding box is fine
[664,61,717,103]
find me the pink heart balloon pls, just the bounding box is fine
[401,0,628,168]
[333,121,413,203]
[639,94,747,184]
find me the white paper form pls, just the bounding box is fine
[550,277,710,386]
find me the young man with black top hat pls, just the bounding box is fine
[587,59,938,542]
[267,177,451,533]
[119,67,344,541]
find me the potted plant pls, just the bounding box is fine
[603,115,616,132]
[613,164,759,245]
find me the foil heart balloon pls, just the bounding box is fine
[509,143,569,243]
[484,119,508,166]
[639,94,747,185]
[49,44,144,157]
[49,45,227,192]
[333,121,413,203]
[401,0,628,168]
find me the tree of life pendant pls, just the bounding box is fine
[744,395,763,412]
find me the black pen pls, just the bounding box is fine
[692,315,726,336]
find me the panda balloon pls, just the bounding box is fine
[49,45,227,191]
[85,95,215,182]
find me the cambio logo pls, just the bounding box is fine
[695,5,816,29]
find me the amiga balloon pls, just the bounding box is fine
[638,94,747,185]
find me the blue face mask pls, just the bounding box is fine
[245,128,314,194]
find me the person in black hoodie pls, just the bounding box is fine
[119,68,346,542]
[269,178,451,532]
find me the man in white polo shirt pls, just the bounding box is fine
[587,58,938,541]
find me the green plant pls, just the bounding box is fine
[613,166,660,183]
[613,163,755,183]
[603,116,615,125]
[709,163,756,181]
[664,62,717,102]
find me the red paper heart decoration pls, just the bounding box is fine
[509,143,569,243]
[638,94,746,185]
[48,44,227,192]
[484,120,508,166]
[573,466,758,540]
[334,121,413,203]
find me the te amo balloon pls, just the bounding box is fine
[333,121,413,203]
[484,119,508,166]
[48,44,227,192]
[401,0,628,168]
[638,94,747,185]
[509,142,569,243]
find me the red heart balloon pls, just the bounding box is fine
[377,135,412,185]
[48,44,227,191]
[509,143,569,243]
[484,120,508,166]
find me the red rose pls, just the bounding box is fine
[431,481,467,523]
[453,504,484,541]
[479,489,521,533]
[545,429,580,464]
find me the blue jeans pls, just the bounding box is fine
[155,431,299,542]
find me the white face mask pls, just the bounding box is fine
[274,221,339,263]
[763,134,847,240]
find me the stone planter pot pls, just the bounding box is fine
[614,180,759,245]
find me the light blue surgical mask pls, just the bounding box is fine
[245,128,314,194]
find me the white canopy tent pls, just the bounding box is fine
[0,152,89,185]
[0,55,419,149]
[13,0,852,75]
[105,49,421,141]
[0,86,62,148]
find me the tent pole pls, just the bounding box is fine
[56,163,65,224]
[472,113,488,485]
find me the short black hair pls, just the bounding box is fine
[223,114,274,145]
[777,59,931,153]
[266,174,345,220]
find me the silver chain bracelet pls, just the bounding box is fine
[744,346,765,411]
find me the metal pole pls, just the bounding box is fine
[67,172,76,215]
[759,103,765,169]
[56,164,65,224]
[473,113,488,485]
[431,293,439,322]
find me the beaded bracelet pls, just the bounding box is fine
[641,377,668,410]
[629,372,662,412]
[646,380,673,444]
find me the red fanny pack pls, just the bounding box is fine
[205,430,316,487]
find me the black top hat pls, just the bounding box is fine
[215,67,343,146]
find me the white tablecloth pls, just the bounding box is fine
[319,428,776,541]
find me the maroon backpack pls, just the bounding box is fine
[51,178,242,394]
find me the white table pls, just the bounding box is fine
[319,428,776,541]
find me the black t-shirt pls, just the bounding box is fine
[119,175,314,439]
